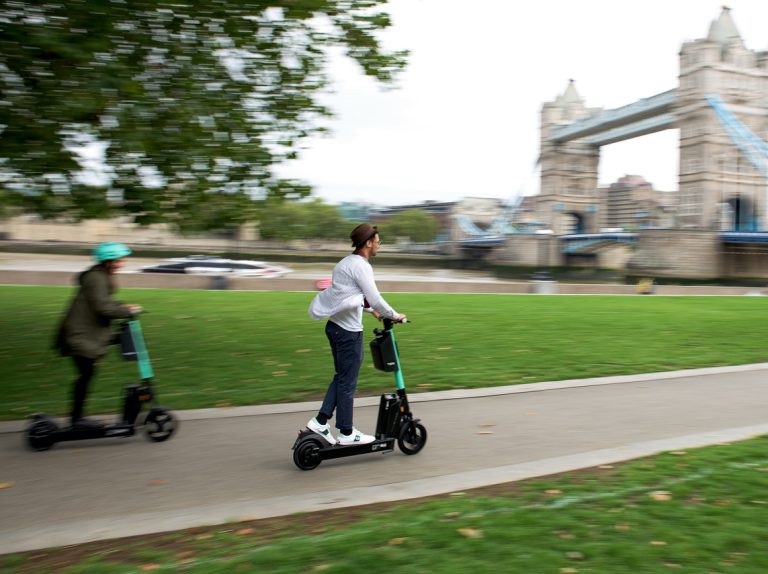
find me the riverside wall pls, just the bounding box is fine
[0,269,761,296]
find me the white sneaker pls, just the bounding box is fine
[338,427,376,446]
[306,417,337,445]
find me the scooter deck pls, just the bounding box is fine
[52,424,136,442]
[294,429,395,460]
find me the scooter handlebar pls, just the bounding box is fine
[382,316,410,329]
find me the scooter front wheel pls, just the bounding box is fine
[144,407,178,442]
[397,421,427,455]
[293,436,322,470]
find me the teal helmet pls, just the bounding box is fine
[93,242,132,262]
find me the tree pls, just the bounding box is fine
[303,198,348,240]
[386,209,438,243]
[0,1,407,226]
[258,198,346,241]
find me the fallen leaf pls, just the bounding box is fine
[545,489,562,495]
[235,528,255,536]
[215,402,233,408]
[0,481,15,490]
[450,492,466,497]
[457,527,483,539]
[565,551,585,560]
[476,431,494,435]
[598,465,614,469]
[649,491,672,501]
[614,523,631,531]
[146,480,169,487]
[388,537,407,546]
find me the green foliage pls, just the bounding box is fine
[258,198,347,240]
[0,1,408,226]
[386,208,438,242]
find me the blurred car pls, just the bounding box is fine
[139,255,292,278]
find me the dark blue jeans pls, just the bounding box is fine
[319,321,364,430]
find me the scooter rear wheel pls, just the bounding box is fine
[26,417,59,451]
[397,422,427,455]
[144,407,177,442]
[293,437,322,470]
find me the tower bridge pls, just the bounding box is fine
[536,6,767,237]
[454,7,768,279]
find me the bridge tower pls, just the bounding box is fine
[538,80,602,234]
[676,6,768,230]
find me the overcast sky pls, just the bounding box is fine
[276,0,768,206]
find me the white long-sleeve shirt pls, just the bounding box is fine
[308,254,398,332]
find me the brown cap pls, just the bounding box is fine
[350,223,378,248]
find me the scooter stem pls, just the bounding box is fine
[387,323,406,391]
[128,319,154,380]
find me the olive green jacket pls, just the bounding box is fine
[55,265,134,359]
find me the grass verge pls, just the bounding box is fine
[2,286,768,420]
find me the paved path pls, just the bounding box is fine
[1,364,768,554]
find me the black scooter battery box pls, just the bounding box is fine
[376,393,401,437]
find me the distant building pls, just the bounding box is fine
[336,202,372,222]
[598,175,674,230]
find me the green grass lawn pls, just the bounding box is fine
[2,286,768,420]
[3,435,767,573]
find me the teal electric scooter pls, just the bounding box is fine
[292,317,427,470]
[26,317,178,451]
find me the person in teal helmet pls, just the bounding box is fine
[54,242,142,429]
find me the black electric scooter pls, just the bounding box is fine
[292,317,427,470]
[25,317,178,451]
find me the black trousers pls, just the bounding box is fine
[70,355,96,423]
